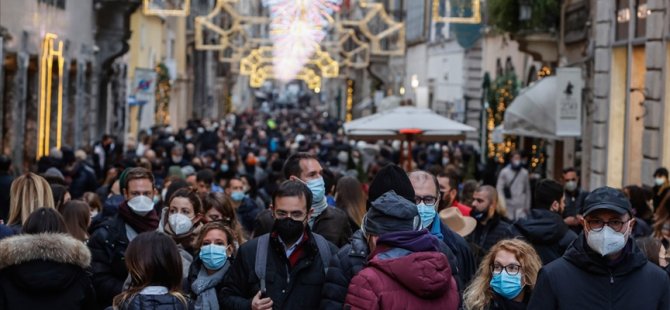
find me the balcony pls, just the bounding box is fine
[487,0,560,63]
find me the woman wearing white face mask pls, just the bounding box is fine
[158,188,205,279]
[185,222,237,310]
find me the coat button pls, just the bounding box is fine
[282,289,286,293]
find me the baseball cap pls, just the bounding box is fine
[582,186,633,216]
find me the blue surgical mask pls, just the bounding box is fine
[231,191,245,202]
[490,270,524,300]
[199,244,228,270]
[417,203,436,228]
[306,177,326,204]
[220,164,229,172]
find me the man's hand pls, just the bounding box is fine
[252,291,273,310]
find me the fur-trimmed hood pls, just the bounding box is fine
[0,233,91,269]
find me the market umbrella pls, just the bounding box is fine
[344,106,476,170]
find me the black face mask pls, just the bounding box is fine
[470,208,489,223]
[273,218,305,244]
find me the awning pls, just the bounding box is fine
[344,106,476,141]
[502,68,583,139]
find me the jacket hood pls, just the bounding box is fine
[376,229,440,254]
[563,233,648,276]
[0,233,91,269]
[369,251,453,298]
[0,233,91,291]
[514,209,568,244]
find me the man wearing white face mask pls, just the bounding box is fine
[88,167,160,309]
[528,187,670,310]
[561,167,589,234]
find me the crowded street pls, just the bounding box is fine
[1,0,670,309]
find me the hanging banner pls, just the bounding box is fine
[133,68,157,130]
[555,67,583,137]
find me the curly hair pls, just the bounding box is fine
[463,239,542,310]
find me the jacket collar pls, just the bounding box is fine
[563,234,647,276]
[0,233,91,269]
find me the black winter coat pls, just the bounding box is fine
[320,230,370,310]
[115,294,191,310]
[435,221,477,286]
[467,215,520,265]
[0,233,97,310]
[528,235,670,310]
[514,209,578,265]
[89,215,131,308]
[219,230,338,310]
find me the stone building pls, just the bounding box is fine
[589,0,670,189]
[0,0,102,171]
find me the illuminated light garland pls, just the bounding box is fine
[37,33,65,159]
[346,79,354,122]
[432,0,481,24]
[263,0,342,81]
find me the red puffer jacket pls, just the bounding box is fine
[344,249,459,310]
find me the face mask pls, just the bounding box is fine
[442,158,450,166]
[168,213,193,235]
[565,181,578,192]
[153,195,161,205]
[417,203,436,228]
[511,160,521,169]
[306,177,326,204]
[172,156,183,163]
[352,157,360,165]
[586,223,630,256]
[220,164,229,172]
[90,210,99,218]
[127,196,154,216]
[258,156,267,163]
[490,270,524,300]
[199,244,228,270]
[471,208,488,222]
[231,191,245,202]
[273,217,305,244]
[656,178,666,186]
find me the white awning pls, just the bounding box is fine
[502,68,583,139]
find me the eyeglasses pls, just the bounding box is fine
[491,263,521,275]
[274,210,307,221]
[586,218,629,232]
[415,195,437,206]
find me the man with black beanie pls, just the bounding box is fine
[320,164,462,310]
[514,179,578,265]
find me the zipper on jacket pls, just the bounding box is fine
[286,265,290,284]
[609,271,614,284]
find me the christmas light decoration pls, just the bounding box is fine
[432,0,481,24]
[37,33,65,159]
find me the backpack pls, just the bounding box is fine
[254,233,332,293]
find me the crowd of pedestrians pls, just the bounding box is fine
[0,107,670,309]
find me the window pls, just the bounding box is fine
[38,0,65,9]
[616,0,648,41]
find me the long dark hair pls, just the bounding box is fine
[61,200,91,242]
[23,207,68,234]
[335,176,366,228]
[201,192,246,245]
[624,185,653,222]
[113,231,187,307]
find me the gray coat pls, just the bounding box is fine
[496,165,531,220]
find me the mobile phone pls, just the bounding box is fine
[260,279,267,299]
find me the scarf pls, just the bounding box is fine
[118,201,160,233]
[191,263,229,310]
[308,199,328,228]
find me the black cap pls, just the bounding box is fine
[582,186,633,216]
[367,164,415,210]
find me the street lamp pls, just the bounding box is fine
[519,0,532,22]
[411,74,419,89]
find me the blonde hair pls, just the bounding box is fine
[8,173,55,226]
[463,239,542,310]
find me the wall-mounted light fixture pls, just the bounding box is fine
[37,33,65,159]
